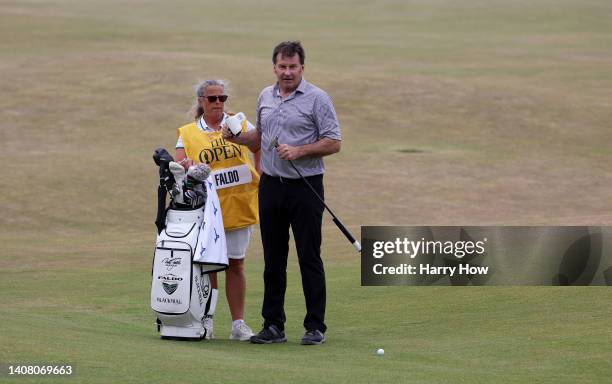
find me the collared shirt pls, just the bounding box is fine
[256,78,341,178]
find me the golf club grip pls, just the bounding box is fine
[332,217,360,252]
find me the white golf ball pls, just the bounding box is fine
[376,348,384,356]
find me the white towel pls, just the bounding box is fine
[193,176,228,273]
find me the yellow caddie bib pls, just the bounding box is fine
[178,119,259,231]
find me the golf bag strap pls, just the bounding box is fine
[155,185,168,234]
[204,288,218,316]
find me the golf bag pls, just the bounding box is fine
[151,148,228,340]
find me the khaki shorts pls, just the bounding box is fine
[226,226,253,259]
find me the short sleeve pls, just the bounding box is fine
[313,92,341,141]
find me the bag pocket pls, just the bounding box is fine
[151,240,193,314]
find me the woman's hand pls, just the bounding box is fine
[179,157,194,170]
[175,148,194,170]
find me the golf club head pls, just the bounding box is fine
[184,177,207,206]
[184,188,206,209]
[170,184,184,205]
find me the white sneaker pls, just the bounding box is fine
[230,322,254,341]
[203,316,214,340]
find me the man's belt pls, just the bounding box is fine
[262,173,322,184]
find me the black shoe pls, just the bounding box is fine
[301,330,325,345]
[250,325,287,344]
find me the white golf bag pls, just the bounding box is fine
[151,149,227,340]
[151,209,210,339]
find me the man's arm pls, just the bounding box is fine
[275,90,342,161]
[276,137,341,161]
[222,125,261,153]
[253,149,261,175]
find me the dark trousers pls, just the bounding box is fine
[259,173,327,333]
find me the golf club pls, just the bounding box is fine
[272,137,361,252]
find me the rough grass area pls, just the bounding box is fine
[1,0,611,382]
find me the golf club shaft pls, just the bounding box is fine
[286,158,361,252]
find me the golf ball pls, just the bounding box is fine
[376,348,384,356]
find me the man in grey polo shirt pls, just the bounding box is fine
[223,41,341,345]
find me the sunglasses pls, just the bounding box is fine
[202,95,228,103]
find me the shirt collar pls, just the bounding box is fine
[296,78,308,93]
[274,78,308,98]
[198,112,228,132]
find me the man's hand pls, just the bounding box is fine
[221,123,235,140]
[276,144,303,161]
[274,138,340,161]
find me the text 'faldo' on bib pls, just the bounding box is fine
[211,164,252,189]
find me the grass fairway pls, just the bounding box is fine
[1,0,611,383]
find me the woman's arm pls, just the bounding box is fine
[175,148,194,170]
